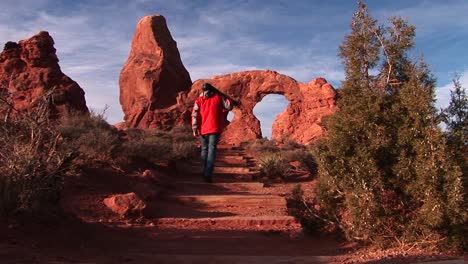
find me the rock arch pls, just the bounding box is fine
[185,70,337,145]
[119,15,338,145]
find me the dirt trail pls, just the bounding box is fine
[1,145,463,263]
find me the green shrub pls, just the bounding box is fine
[286,184,324,234]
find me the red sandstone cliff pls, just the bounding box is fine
[119,15,337,144]
[0,31,88,117]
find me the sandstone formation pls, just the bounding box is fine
[120,15,192,129]
[119,15,337,145]
[186,71,337,144]
[0,31,88,117]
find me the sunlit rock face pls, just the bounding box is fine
[120,15,337,145]
[119,15,192,129]
[0,31,88,117]
[186,71,337,145]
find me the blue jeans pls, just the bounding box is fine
[200,133,219,179]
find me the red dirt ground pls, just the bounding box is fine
[0,155,464,263]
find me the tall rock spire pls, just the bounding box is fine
[119,15,192,128]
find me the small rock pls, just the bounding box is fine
[103,192,146,216]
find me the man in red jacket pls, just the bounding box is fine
[192,83,233,183]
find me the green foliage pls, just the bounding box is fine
[286,184,321,234]
[313,2,466,251]
[440,74,468,173]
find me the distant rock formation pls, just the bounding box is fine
[187,71,337,144]
[0,31,88,117]
[120,14,337,145]
[119,15,192,129]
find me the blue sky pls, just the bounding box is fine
[1,0,467,138]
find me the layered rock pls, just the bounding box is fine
[187,71,337,145]
[0,31,88,117]
[119,15,192,129]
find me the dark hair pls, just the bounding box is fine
[202,83,213,91]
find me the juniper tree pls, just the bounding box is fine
[313,2,466,250]
[441,74,467,156]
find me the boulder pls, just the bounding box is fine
[119,15,192,129]
[103,192,146,216]
[0,31,88,117]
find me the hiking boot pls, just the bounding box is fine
[203,176,213,183]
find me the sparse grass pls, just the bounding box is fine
[245,137,318,177]
[258,153,291,179]
[59,110,120,166]
[0,89,197,217]
[245,138,278,155]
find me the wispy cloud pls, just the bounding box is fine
[1,0,466,129]
[435,69,468,110]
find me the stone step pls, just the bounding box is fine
[146,255,333,264]
[199,160,256,167]
[171,194,286,207]
[177,163,255,174]
[175,181,265,192]
[156,215,299,230]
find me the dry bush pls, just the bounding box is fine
[245,138,278,155]
[0,91,74,216]
[59,110,120,166]
[282,148,318,175]
[122,129,172,163]
[122,125,196,163]
[258,153,291,179]
[171,125,197,160]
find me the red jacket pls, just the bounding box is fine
[192,91,232,135]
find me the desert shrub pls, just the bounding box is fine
[282,148,318,174]
[287,184,325,234]
[171,125,198,160]
[122,129,172,162]
[59,110,120,165]
[0,92,74,216]
[312,3,466,252]
[245,138,278,156]
[281,138,302,151]
[258,153,291,179]
[122,125,196,162]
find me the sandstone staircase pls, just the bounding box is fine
[146,145,342,263]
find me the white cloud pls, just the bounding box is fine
[376,0,468,36]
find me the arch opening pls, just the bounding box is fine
[253,94,289,139]
[227,111,234,122]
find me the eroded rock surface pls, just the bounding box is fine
[120,15,337,145]
[187,71,337,144]
[119,15,192,129]
[0,31,88,117]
